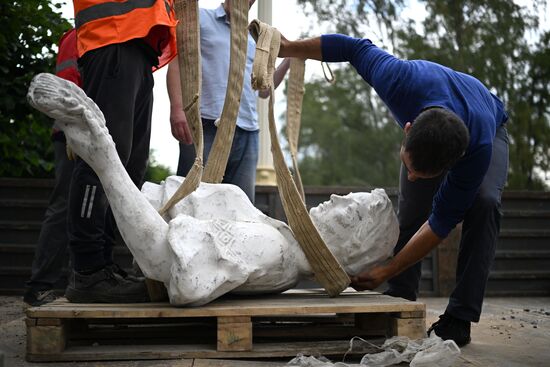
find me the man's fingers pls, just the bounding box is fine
[353,273,374,282]
[350,280,375,291]
[170,118,193,144]
[182,122,193,145]
[350,272,377,291]
[171,123,184,142]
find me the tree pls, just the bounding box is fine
[145,150,173,184]
[295,68,402,187]
[296,0,550,189]
[296,0,404,44]
[290,0,405,187]
[0,1,71,177]
[396,0,550,189]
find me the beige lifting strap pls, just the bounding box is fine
[202,0,250,183]
[249,20,350,297]
[147,0,205,301]
[286,58,306,201]
[159,0,204,215]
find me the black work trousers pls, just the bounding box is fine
[26,136,73,291]
[68,40,154,272]
[387,125,509,322]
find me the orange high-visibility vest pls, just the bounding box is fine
[73,0,177,70]
[56,28,81,87]
[53,28,82,136]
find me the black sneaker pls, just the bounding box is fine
[427,312,471,347]
[106,263,145,282]
[65,267,149,303]
[23,289,58,307]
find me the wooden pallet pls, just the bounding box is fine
[26,290,426,362]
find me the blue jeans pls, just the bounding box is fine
[177,118,259,203]
[387,124,509,322]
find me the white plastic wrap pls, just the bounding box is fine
[286,335,460,367]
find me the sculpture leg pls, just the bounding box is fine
[28,73,173,283]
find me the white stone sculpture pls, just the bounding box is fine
[27,73,399,306]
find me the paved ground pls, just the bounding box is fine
[1,296,549,366]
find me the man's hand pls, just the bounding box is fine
[170,108,193,144]
[349,265,394,291]
[278,33,289,56]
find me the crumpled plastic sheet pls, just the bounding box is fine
[287,334,460,367]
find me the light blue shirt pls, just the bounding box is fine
[200,5,258,131]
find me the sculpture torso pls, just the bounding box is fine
[143,176,309,305]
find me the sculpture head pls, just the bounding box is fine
[309,189,399,275]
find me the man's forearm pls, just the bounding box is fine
[167,58,183,109]
[388,221,443,277]
[273,58,291,88]
[279,36,323,60]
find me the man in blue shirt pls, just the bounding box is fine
[279,34,509,346]
[167,0,289,203]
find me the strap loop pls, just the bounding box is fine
[321,61,336,84]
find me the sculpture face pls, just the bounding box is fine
[310,190,399,275]
[310,193,365,230]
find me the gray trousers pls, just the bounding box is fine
[387,125,509,322]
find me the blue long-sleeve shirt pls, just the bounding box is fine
[321,34,508,238]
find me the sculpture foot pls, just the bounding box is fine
[27,73,114,166]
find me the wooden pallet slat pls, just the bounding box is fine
[26,321,66,355]
[217,316,253,351]
[25,290,425,362]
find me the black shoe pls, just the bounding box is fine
[383,288,417,301]
[427,312,471,347]
[65,267,149,303]
[23,289,58,307]
[106,263,145,282]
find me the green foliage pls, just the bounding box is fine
[396,0,549,189]
[145,150,173,184]
[296,0,404,42]
[292,0,406,187]
[295,68,402,186]
[296,0,550,189]
[0,1,71,177]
